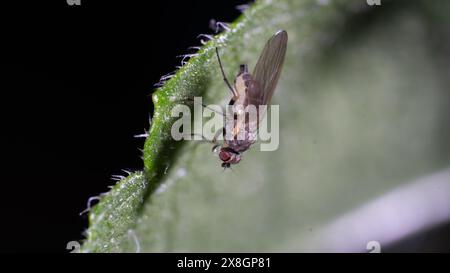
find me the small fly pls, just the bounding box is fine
[212,30,288,168]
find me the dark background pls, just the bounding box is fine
[1,0,248,252]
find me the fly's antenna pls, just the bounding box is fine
[215,47,238,98]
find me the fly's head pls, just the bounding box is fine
[213,145,241,168]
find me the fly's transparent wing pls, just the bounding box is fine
[250,30,288,107]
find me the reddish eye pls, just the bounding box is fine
[219,150,231,162]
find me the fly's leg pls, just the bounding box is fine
[181,133,217,144]
[184,98,226,152]
[182,131,223,155]
[212,127,224,144]
[187,97,224,117]
[215,47,238,99]
[211,128,224,153]
[182,128,223,146]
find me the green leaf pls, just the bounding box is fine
[82,0,450,252]
[82,171,147,252]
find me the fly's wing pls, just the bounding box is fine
[246,30,287,132]
[250,30,288,109]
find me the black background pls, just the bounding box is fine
[1,0,248,252]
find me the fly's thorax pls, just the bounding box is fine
[226,138,254,153]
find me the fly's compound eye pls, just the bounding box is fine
[219,150,232,162]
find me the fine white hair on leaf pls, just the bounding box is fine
[159,73,175,81]
[121,169,132,175]
[154,72,176,87]
[236,4,250,13]
[198,34,214,45]
[79,196,102,216]
[127,229,141,253]
[187,46,201,51]
[197,33,214,40]
[111,174,126,181]
[134,129,149,139]
[176,53,198,59]
[177,53,199,66]
[218,22,230,31]
[209,19,231,33]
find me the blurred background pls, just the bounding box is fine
[1,0,450,252]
